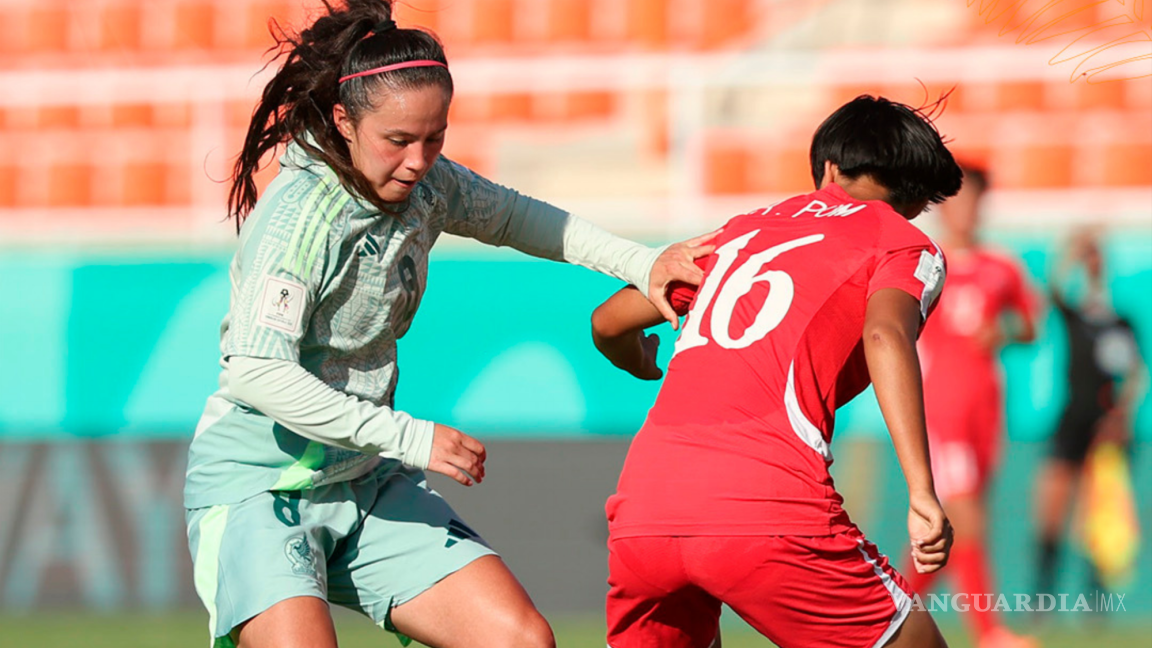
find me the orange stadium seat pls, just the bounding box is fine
[996,81,1046,111]
[0,8,17,55]
[1098,142,1152,187]
[38,106,81,130]
[1124,76,1152,109]
[112,104,155,129]
[952,82,996,114]
[153,103,194,129]
[548,0,592,42]
[472,0,515,44]
[626,0,669,48]
[228,99,259,131]
[488,93,533,122]
[447,94,489,124]
[1019,0,1103,41]
[1094,0,1141,28]
[1001,143,1076,189]
[440,141,489,177]
[704,138,754,195]
[47,163,95,207]
[701,0,752,48]
[1074,80,1127,110]
[765,146,815,195]
[0,107,34,132]
[0,164,16,208]
[99,2,143,52]
[174,1,218,50]
[122,162,167,206]
[562,91,616,120]
[27,4,70,54]
[122,161,193,206]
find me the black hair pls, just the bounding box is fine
[810,95,962,213]
[229,0,453,227]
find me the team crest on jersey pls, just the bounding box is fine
[258,276,306,334]
[285,535,317,577]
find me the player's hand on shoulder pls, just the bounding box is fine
[907,491,953,574]
[648,230,718,330]
[428,423,487,487]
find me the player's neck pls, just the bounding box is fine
[943,235,979,254]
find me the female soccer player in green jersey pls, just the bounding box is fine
[183,2,712,647]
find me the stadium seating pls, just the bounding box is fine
[1,0,1147,235]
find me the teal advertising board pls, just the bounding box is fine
[0,232,1149,441]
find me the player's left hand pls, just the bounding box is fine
[908,492,953,574]
[648,230,719,330]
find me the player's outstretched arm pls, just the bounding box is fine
[864,288,953,573]
[591,286,669,380]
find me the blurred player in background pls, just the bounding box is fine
[905,163,1039,648]
[182,2,711,647]
[591,95,961,648]
[1034,229,1146,598]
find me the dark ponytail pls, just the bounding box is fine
[229,0,453,227]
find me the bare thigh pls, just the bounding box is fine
[389,554,554,648]
[883,607,948,648]
[236,595,337,648]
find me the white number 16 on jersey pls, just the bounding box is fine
[674,231,825,354]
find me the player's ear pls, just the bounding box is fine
[819,161,837,189]
[333,104,354,142]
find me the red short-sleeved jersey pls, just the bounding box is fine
[607,184,946,537]
[918,247,1036,387]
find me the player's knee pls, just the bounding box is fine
[884,608,947,648]
[492,609,554,648]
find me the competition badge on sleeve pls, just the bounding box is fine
[258,276,307,334]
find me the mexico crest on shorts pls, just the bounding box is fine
[285,535,317,577]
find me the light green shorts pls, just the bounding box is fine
[186,467,495,647]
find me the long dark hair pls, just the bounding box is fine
[810,95,962,211]
[229,0,453,227]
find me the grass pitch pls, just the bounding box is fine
[0,611,1146,647]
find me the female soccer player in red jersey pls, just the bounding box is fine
[592,95,962,648]
[908,163,1040,648]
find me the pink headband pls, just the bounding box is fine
[339,60,448,84]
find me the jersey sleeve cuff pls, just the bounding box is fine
[393,416,436,471]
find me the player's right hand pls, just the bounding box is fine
[647,230,718,330]
[428,423,487,487]
[907,491,952,574]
